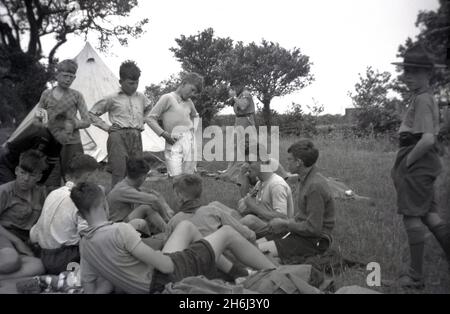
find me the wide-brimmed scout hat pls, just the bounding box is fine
[391,44,447,69]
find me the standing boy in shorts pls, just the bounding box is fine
[391,44,450,288]
[147,73,204,177]
[90,61,152,187]
[36,59,91,179]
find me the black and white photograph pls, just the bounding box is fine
[0,0,449,300]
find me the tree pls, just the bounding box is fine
[348,66,401,136]
[169,28,234,125]
[0,0,148,63]
[235,40,314,128]
[396,0,449,93]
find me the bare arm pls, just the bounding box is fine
[74,93,91,130]
[406,133,435,167]
[130,242,174,274]
[89,98,112,132]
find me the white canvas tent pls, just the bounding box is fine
[6,42,165,161]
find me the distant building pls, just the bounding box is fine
[344,108,362,124]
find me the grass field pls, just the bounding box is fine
[1,127,449,294]
[141,134,450,294]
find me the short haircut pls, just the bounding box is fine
[19,149,48,173]
[181,72,204,93]
[173,174,203,200]
[57,59,78,74]
[119,60,141,80]
[70,182,104,218]
[287,139,319,167]
[126,157,150,180]
[66,154,99,179]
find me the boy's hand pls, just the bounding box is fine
[269,218,288,233]
[64,120,75,135]
[108,124,121,133]
[162,132,178,145]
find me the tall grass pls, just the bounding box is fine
[147,134,449,293]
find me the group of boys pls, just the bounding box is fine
[1,42,449,293]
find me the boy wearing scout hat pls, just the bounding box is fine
[391,44,449,288]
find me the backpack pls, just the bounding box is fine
[241,264,325,294]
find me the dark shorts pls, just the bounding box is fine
[274,234,330,264]
[391,141,442,217]
[149,239,216,293]
[40,245,80,275]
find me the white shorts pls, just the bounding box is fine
[164,131,197,177]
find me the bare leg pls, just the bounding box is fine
[204,225,275,270]
[0,256,44,281]
[128,205,168,233]
[162,221,202,253]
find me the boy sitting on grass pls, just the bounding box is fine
[71,182,276,294]
[107,157,174,235]
[168,174,256,243]
[257,140,335,264]
[30,154,99,275]
[0,150,48,280]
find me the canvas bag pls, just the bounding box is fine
[242,264,324,294]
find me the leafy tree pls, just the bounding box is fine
[395,0,449,94]
[235,40,314,128]
[348,66,401,135]
[168,28,234,125]
[0,0,148,63]
[0,0,148,124]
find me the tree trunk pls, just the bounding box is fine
[262,99,272,133]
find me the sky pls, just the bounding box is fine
[41,0,440,115]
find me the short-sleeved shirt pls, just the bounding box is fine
[399,90,440,135]
[293,166,335,237]
[39,87,90,144]
[80,222,153,294]
[107,179,157,222]
[90,90,152,131]
[0,181,47,231]
[30,181,88,249]
[148,92,198,135]
[233,90,255,117]
[255,173,294,218]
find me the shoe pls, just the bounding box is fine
[398,271,425,289]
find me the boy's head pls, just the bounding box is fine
[178,72,204,101]
[66,154,99,183]
[126,157,150,186]
[56,59,77,89]
[287,139,319,174]
[229,80,245,97]
[391,44,444,92]
[119,60,141,96]
[403,66,432,92]
[15,149,48,190]
[172,174,202,204]
[70,182,106,221]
